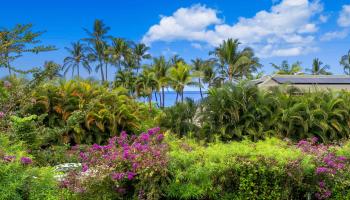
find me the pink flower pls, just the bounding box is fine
[0,111,4,119]
[157,134,164,142]
[127,171,136,180]
[20,157,32,165]
[111,172,125,180]
[82,163,88,172]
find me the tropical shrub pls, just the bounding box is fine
[62,127,168,199]
[0,133,68,200]
[163,82,350,143]
[20,79,160,145]
[165,136,350,200]
[159,98,200,137]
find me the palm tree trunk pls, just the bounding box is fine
[154,92,160,108]
[105,63,108,81]
[77,66,80,79]
[159,91,162,108]
[162,87,165,108]
[229,64,233,82]
[199,78,203,99]
[175,92,178,103]
[100,61,105,82]
[6,55,11,76]
[148,94,152,111]
[181,90,184,102]
[72,67,75,79]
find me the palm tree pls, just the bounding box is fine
[168,62,195,103]
[191,58,206,99]
[170,54,185,67]
[43,61,62,80]
[114,70,136,95]
[107,37,131,71]
[306,58,331,75]
[133,43,151,74]
[340,50,350,75]
[271,60,303,75]
[152,56,170,108]
[212,38,261,81]
[135,68,158,110]
[63,41,91,78]
[84,19,110,82]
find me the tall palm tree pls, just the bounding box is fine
[84,19,110,82]
[43,61,62,80]
[133,43,151,74]
[212,38,261,81]
[107,37,131,71]
[271,60,303,75]
[63,41,91,78]
[170,54,185,67]
[306,58,331,75]
[340,50,350,75]
[152,56,170,108]
[135,68,158,110]
[191,58,206,99]
[168,62,195,103]
[114,70,136,95]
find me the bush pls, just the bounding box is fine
[0,133,67,200]
[165,136,350,200]
[62,128,168,199]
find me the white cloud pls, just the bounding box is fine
[142,0,323,57]
[190,43,203,50]
[338,5,350,27]
[319,14,329,23]
[320,30,348,41]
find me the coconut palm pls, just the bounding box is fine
[170,55,185,67]
[114,70,136,95]
[152,56,170,108]
[84,19,110,81]
[271,60,303,75]
[63,41,91,78]
[133,43,151,74]
[306,58,331,75]
[135,68,159,110]
[212,38,261,81]
[191,58,206,99]
[42,61,62,80]
[107,37,131,71]
[340,50,350,75]
[168,62,196,103]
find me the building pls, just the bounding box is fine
[253,75,350,91]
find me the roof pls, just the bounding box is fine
[255,75,350,85]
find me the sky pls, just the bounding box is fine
[1,0,350,79]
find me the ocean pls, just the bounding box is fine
[139,91,205,107]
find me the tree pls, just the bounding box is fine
[168,62,195,103]
[170,55,185,67]
[271,60,303,75]
[135,68,158,110]
[191,58,206,99]
[42,61,62,80]
[84,19,110,81]
[133,43,151,74]
[152,56,170,108]
[0,24,55,76]
[212,38,261,81]
[63,41,91,78]
[114,70,136,95]
[340,50,350,75]
[107,37,131,71]
[306,58,331,75]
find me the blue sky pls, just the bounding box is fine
[1,0,350,78]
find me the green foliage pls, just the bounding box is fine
[21,79,159,145]
[0,133,66,200]
[165,137,315,199]
[159,98,199,137]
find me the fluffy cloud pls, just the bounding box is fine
[338,5,350,27]
[142,0,323,57]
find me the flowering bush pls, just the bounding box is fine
[297,137,350,199]
[62,127,168,199]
